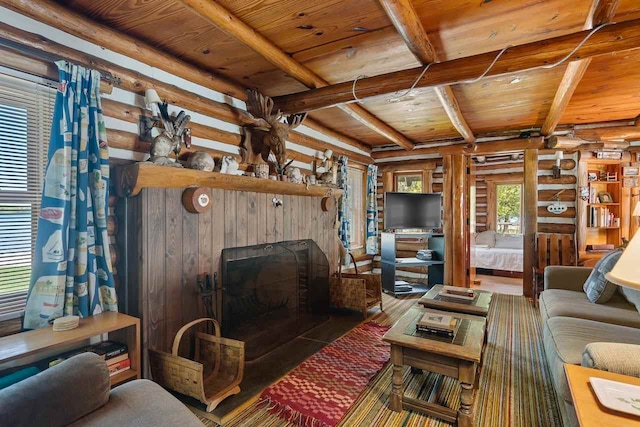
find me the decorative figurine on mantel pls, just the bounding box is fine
[314,149,337,185]
[144,89,191,168]
[240,89,307,177]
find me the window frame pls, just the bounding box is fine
[394,172,423,193]
[346,165,367,253]
[495,181,524,234]
[0,70,56,322]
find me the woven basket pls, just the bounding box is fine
[149,318,245,412]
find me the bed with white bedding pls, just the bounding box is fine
[471,231,523,273]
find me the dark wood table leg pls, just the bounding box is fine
[390,345,404,412]
[458,361,477,427]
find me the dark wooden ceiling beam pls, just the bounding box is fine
[272,17,640,113]
[0,0,370,155]
[179,0,414,150]
[378,0,475,143]
[541,0,620,136]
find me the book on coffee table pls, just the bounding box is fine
[439,285,475,300]
[416,311,460,337]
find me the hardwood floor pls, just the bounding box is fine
[472,274,523,296]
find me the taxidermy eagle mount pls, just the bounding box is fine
[240,89,307,176]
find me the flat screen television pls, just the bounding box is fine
[384,192,442,230]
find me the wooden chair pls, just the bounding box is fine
[329,272,383,319]
[533,233,577,302]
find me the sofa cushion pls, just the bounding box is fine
[583,249,622,303]
[539,289,640,328]
[70,379,203,427]
[0,353,110,427]
[543,317,640,404]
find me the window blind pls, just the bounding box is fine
[0,72,56,321]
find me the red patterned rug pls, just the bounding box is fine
[258,322,391,427]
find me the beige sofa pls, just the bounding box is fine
[539,266,640,427]
[0,352,204,427]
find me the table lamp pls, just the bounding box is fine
[605,229,640,290]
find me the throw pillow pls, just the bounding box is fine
[621,286,640,313]
[583,249,623,304]
[475,230,496,248]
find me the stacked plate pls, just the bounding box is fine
[52,315,80,332]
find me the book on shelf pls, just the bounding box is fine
[108,358,131,377]
[48,341,128,367]
[107,353,129,366]
[588,206,616,228]
[439,285,475,300]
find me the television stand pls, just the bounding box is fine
[381,232,445,297]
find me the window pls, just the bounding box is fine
[496,183,522,234]
[395,174,422,193]
[347,167,365,249]
[0,72,56,321]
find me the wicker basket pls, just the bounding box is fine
[148,318,245,412]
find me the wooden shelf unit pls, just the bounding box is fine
[0,312,140,388]
[579,161,626,263]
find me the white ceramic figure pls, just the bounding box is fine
[288,167,303,184]
[220,156,239,174]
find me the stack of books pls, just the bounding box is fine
[439,285,475,300]
[416,311,459,337]
[416,249,433,260]
[49,341,130,377]
[588,206,616,228]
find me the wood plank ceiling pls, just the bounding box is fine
[56,0,640,148]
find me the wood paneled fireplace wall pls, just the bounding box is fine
[116,187,338,376]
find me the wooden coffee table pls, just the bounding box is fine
[383,306,486,427]
[419,285,492,317]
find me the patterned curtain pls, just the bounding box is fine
[24,61,116,329]
[365,164,378,255]
[337,156,351,256]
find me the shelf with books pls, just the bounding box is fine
[0,312,140,389]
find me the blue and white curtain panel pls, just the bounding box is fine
[365,164,378,255]
[24,61,117,329]
[337,156,351,254]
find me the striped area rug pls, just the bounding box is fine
[204,294,562,427]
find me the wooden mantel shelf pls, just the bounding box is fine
[117,163,344,198]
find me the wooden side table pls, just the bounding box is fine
[383,306,486,427]
[565,364,640,427]
[0,312,140,388]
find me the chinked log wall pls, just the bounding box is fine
[0,8,372,169]
[120,188,337,376]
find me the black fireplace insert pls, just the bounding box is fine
[221,239,329,360]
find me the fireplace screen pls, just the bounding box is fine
[221,240,329,360]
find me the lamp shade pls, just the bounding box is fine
[144,89,162,107]
[633,201,640,217]
[605,232,640,290]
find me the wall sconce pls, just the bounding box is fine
[552,151,563,179]
[140,89,163,142]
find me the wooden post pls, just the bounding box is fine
[382,172,394,194]
[451,154,467,287]
[422,169,433,193]
[576,156,588,256]
[443,156,453,284]
[523,149,538,298]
